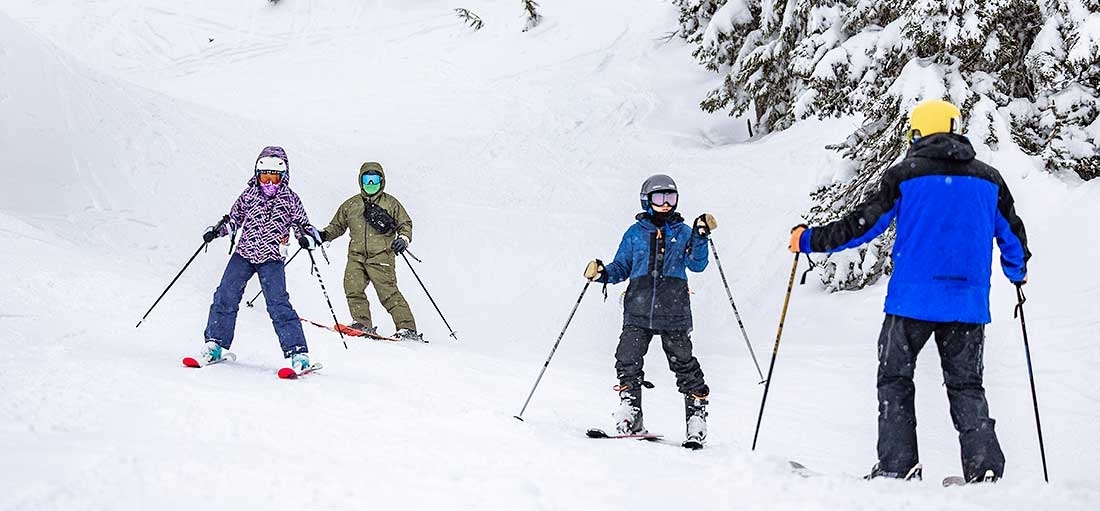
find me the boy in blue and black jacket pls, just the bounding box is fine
[789,100,1030,483]
[586,174,716,446]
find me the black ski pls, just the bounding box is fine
[585,428,662,441]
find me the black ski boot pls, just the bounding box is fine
[683,392,708,449]
[613,384,644,435]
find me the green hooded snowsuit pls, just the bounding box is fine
[319,162,415,331]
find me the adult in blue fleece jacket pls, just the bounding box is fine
[788,100,1030,483]
[586,174,715,445]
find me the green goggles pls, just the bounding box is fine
[362,173,382,194]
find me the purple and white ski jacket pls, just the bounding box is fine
[220,179,312,264]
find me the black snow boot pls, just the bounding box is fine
[613,384,644,435]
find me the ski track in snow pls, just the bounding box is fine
[1,1,1098,510]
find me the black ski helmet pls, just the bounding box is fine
[639,174,677,212]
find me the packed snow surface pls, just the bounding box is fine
[1,1,1097,510]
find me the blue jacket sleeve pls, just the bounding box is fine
[603,229,634,284]
[993,182,1030,282]
[687,232,709,272]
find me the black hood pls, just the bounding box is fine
[907,133,976,162]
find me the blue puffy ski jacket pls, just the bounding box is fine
[797,134,1030,324]
[601,213,709,330]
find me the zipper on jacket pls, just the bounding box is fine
[649,227,666,329]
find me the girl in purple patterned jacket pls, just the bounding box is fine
[198,146,323,372]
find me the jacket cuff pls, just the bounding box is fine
[799,229,813,253]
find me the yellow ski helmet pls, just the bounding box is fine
[907,99,961,143]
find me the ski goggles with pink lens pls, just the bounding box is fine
[649,191,678,207]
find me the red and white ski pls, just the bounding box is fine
[299,317,400,341]
[277,363,323,380]
[182,352,237,368]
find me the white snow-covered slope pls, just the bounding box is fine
[1,1,1098,510]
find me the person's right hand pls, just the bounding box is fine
[584,259,606,282]
[203,216,230,244]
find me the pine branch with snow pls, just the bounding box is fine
[522,0,543,32]
[455,8,485,31]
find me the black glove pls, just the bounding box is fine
[694,214,716,237]
[392,236,409,254]
[584,259,606,282]
[298,225,322,250]
[202,216,230,244]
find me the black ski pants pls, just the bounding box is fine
[615,325,708,396]
[876,314,1005,480]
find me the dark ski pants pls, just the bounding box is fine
[204,253,308,358]
[876,314,1004,480]
[615,325,708,396]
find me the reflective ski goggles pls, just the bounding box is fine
[257,171,284,185]
[649,191,678,207]
[361,173,383,186]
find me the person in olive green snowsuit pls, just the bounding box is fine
[319,162,420,341]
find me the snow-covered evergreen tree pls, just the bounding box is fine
[809,0,1045,290]
[674,0,725,45]
[1015,0,1100,180]
[677,0,1096,291]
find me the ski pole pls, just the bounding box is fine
[709,238,766,383]
[404,248,423,263]
[307,249,347,350]
[1014,284,1049,482]
[135,242,208,328]
[246,246,304,308]
[752,253,800,451]
[515,281,591,421]
[400,251,458,340]
[136,216,229,328]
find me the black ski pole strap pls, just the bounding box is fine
[799,255,819,285]
[1014,284,1027,319]
[601,282,608,301]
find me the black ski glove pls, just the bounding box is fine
[584,259,606,282]
[392,235,409,254]
[694,213,716,237]
[202,216,229,243]
[298,225,322,250]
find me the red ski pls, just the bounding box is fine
[299,317,400,341]
[182,353,237,368]
[277,363,323,379]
